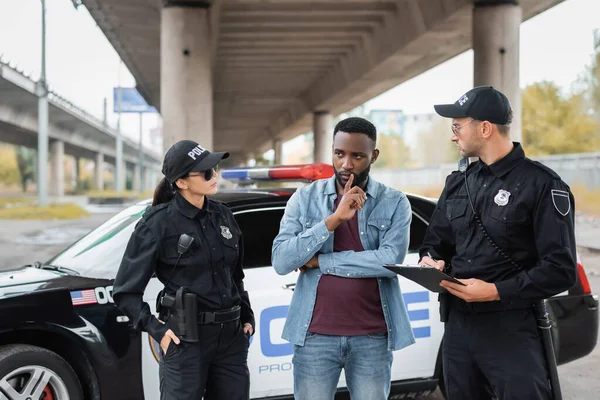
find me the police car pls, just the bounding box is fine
[0,164,597,400]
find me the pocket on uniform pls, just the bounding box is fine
[490,204,528,224]
[445,201,468,235]
[446,201,468,222]
[489,205,530,246]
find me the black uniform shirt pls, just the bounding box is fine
[112,193,254,343]
[420,143,577,302]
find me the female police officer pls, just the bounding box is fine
[112,139,255,400]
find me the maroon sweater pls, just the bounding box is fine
[308,195,387,336]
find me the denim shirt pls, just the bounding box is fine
[271,175,416,351]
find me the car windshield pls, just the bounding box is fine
[46,201,150,279]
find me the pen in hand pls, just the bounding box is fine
[425,251,445,271]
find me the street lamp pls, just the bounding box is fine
[37,0,48,206]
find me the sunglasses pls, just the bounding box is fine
[188,166,218,181]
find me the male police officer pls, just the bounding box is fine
[419,86,577,399]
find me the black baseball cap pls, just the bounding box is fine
[434,86,513,125]
[161,140,229,184]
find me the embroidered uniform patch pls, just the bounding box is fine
[551,190,570,216]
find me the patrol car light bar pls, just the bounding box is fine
[221,163,334,183]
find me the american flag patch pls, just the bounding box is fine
[70,289,97,306]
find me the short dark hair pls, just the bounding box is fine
[333,117,377,144]
[495,109,513,136]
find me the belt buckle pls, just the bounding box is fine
[203,312,216,324]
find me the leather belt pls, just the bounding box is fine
[198,305,241,324]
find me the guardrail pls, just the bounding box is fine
[372,152,600,190]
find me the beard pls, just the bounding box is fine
[335,164,371,189]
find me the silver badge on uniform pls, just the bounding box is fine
[220,226,233,240]
[494,189,511,206]
[551,190,571,216]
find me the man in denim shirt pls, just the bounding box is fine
[271,117,415,400]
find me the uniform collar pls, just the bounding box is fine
[475,142,525,177]
[325,174,379,199]
[173,193,214,219]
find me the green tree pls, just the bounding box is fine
[375,133,411,168]
[0,145,20,187]
[15,147,36,192]
[591,30,600,117]
[573,29,600,121]
[522,81,600,156]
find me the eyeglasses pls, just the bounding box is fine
[188,166,218,181]
[451,118,475,135]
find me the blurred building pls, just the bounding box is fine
[368,110,405,138]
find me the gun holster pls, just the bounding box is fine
[157,287,199,343]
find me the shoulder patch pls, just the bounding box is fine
[529,160,561,180]
[551,190,571,216]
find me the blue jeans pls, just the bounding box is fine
[292,332,393,400]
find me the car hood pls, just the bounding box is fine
[0,266,112,299]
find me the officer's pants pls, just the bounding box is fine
[159,319,250,400]
[442,307,552,400]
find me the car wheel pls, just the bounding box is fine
[0,344,83,400]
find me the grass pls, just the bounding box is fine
[85,190,153,200]
[0,202,90,220]
[86,190,136,198]
[0,196,37,208]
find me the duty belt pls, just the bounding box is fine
[198,305,241,324]
[448,296,533,313]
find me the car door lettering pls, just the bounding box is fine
[95,285,114,304]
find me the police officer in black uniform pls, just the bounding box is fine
[113,139,255,400]
[419,86,577,400]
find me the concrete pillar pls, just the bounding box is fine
[161,6,212,150]
[313,111,333,164]
[50,140,64,197]
[150,168,158,189]
[273,139,283,165]
[143,167,151,193]
[133,164,141,193]
[473,2,522,142]
[95,152,104,191]
[73,156,80,191]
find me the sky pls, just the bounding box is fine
[0,0,599,152]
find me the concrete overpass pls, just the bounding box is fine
[80,0,563,165]
[0,59,162,196]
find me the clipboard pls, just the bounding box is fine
[384,264,466,293]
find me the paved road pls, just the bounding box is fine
[0,208,598,399]
[0,213,113,269]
